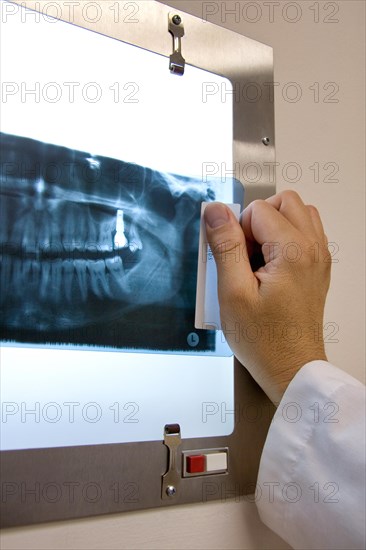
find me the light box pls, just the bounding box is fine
[0,0,276,526]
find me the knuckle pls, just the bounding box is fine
[211,237,241,259]
[209,227,242,260]
[298,249,314,268]
[323,249,333,267]
[280,189,301,203]
[250,199,267,212]
[296,240,333,271]
[307,204,319,216]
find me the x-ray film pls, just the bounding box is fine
[0,132,237,355]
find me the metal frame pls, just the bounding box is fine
[0,0,276,527]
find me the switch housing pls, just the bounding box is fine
[182,447,228,477]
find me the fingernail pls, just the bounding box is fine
[204,203,230,229]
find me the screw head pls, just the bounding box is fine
[262,137,270,146]
[166,485,176,497]
[172,15,182,25]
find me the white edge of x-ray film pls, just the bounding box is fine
[0,0,235,449]
[195,203,241,333]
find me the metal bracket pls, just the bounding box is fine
[161,423,181,499]
[168,13,185,75]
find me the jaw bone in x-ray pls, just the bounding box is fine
[0,132,221,354]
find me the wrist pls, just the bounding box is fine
[266,347,328,405]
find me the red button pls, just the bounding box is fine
[186,454,205,473]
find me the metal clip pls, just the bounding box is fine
[161,423,181,499]
[168,13,185,76]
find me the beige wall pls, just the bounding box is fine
[1,1,364,548]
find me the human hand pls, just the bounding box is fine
[204,191,331,405]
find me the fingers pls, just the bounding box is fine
[242,191,328,250]
[307,205,327,245]
[204,203,256,301]
[203,193,328,303]
[266,190,318,240]
[241,198,302,249]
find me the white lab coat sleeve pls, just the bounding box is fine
[256,360,366,550]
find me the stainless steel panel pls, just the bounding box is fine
[1,0,275,527]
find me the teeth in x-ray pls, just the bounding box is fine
[11,210,36,252]
[45,260,63,301]
[38,220,51,250]
[40,260,51,300]
[63,204,86,251]
[10,259,41,300]
[128,222,143,253]
[53,261,64,305]
[88,260,112,299]
[105,256,131,300]
[74,259,88,302]
[62,260,75,302]
[99,219,115,252]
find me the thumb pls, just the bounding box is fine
[204,203,255,303]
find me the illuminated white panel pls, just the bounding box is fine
[0,1,234,450]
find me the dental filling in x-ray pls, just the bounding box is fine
[0,132,218,353]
